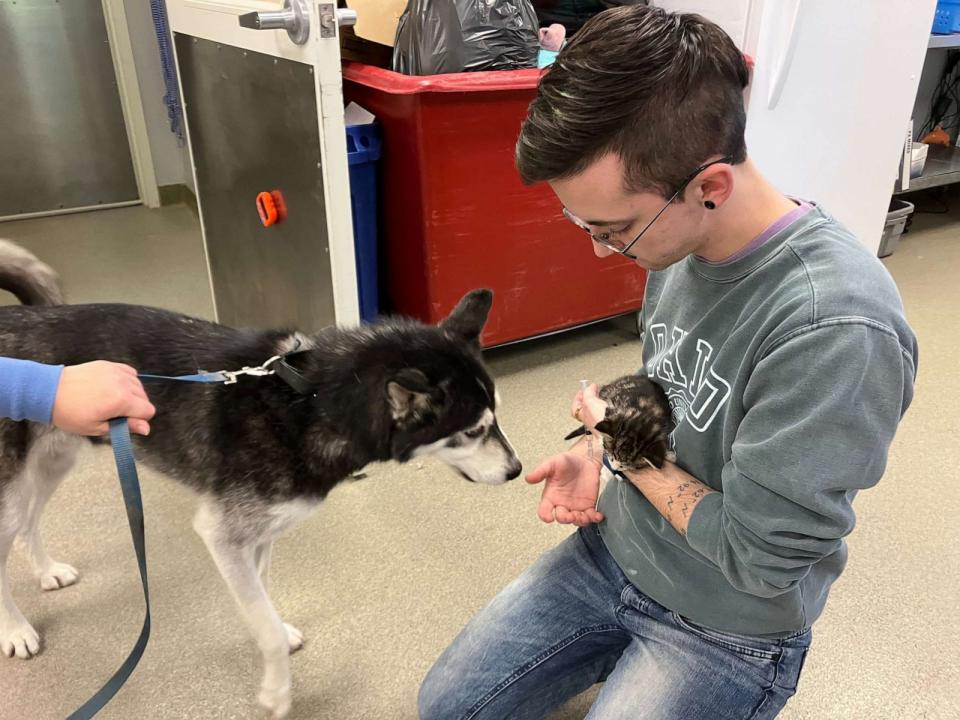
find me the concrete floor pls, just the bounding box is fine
[0,203,958,719]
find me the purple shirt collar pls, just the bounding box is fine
[698,198,815,267]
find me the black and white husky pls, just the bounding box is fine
[0,239,521,717]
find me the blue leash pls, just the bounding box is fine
[66,372,234,719]
[137,371,230,383]
[66,354,308,718]
[66,419,150,720]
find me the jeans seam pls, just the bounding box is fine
[671,613,781,661]
[462,625,624,720]
[745,647,786,720]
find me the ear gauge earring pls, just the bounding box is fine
[704,200,716,210]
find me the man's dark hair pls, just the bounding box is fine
[516,5,749,198]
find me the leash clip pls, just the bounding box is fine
[220,354,283,385]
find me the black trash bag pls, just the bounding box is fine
[531,1,648,35]
[393,0,539,75]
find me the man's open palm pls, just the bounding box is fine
[526,452,604,527]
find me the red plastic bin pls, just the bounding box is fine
[342,63,646,347]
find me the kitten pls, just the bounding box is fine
[566,374,675,471]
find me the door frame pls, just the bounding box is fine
[102,0,161,208]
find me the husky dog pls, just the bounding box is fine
[0,239,521,717]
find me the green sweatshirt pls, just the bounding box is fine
[597,205,918,638]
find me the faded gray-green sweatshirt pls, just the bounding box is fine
[597,205,918,638]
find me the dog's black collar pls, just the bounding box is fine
[273,350,316,396]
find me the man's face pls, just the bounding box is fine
[550,153,706,271]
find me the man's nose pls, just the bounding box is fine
[592,240,614,258]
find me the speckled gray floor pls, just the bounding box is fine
[0,203,957,719]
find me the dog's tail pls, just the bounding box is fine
[0,239,63,306]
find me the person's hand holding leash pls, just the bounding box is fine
[52,361,156,436]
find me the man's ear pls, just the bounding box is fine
[696,162,735,210]
[440,289,493,350]
[387,369,443,423]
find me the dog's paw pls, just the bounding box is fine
[0,621,40,659]
[283,623,304,654]
[258,682,291,719]
[39,562,79,591]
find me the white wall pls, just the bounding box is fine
[744,0,935,255]
[652,0,753,47]
[659,0,936,255]
[122,0,194,191]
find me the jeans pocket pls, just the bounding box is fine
[671,612,781,661]
[778,645,810,693]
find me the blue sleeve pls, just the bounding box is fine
[0,358,65,424]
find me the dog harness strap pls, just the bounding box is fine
[67,419,150,719]
[273,354,315,396]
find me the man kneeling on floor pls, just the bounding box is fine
[418,6,917,719]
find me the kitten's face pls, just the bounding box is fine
[594,376,674,471]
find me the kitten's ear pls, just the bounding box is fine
[594,406,625,437]
[594,418,616,437]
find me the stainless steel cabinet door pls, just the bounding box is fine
[167,0,360,328]
[0,0,138,217]
[175,36,335,331]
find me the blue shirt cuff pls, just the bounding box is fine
[0,358,64,424]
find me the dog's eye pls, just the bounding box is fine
[464,426,485,440]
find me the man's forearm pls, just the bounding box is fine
[622,462,717,537]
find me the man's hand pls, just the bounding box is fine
[572,383,607,430]
[52,361,156,436]
[526,451,604,526]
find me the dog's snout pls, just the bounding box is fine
[506,460,522,481]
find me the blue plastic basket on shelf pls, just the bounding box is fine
[345,122,382,322]
[933,0,960,34]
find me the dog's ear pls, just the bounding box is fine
[387,369,444,424]
[440,289,493,349]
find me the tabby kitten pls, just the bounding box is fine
[567,374,675,471]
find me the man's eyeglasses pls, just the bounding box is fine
[562,156,734,260]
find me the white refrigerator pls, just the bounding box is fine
[654,0,937,255]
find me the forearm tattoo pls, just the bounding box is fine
[628,468,715,538]
[664,481,710,536]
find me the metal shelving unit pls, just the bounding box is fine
[929,33,960,49]
[895,144,960,194]
[895,35,960,194]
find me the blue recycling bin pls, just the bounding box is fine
[933,0,960,33]
[346,122,382,322]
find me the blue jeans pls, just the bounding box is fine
[419,526,811,720]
